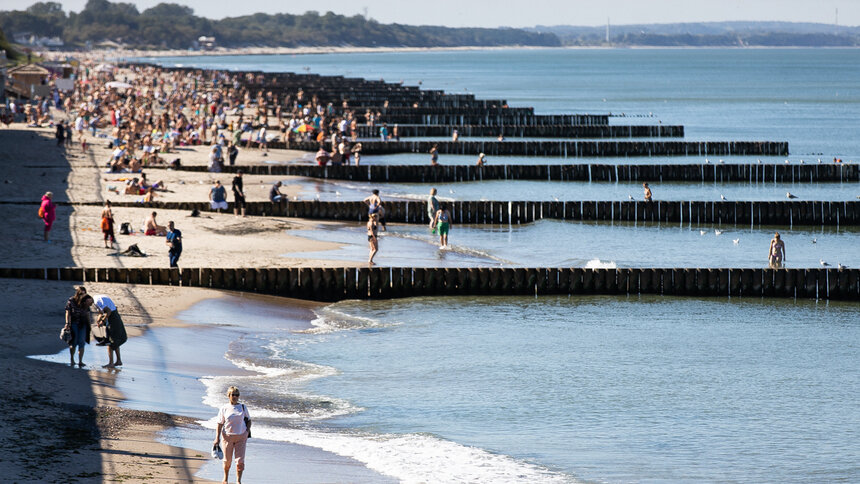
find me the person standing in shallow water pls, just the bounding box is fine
[427,188,440,232]
[90,294,126,368]
[64,286,91,368]
[769,232,786,267]
[643,182,653,202]
[215,386,251,484]
[433,203,452,249]
[430,144,439,166]
[367,213,380,265]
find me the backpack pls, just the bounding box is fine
[119,222,131,235]
[38,206,45,219]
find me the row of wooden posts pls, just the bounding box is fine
[185,162,858,183]
[271,140,787,157]
[353,124,685,138]
[91,200,860,226]
[4,267,857,302]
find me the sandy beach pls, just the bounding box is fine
[0,121,394,481]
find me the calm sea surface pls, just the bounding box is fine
[141,49,860,483]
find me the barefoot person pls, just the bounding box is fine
[232,171,246,217]
[91,294,126,368]
[209,180,228,213]
[433,203,452,249]
[144,211,167,236]
[363,189,386,232]
[367,213,379,265]
[214,386,251,484]
[769,232,786,267]
[430,143,439,166]
[64,286,91,368]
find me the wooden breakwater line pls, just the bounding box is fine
[3,267,857,302]
[274,140,787,156]
[57,200,860,226]
[179,162,856,183]
[354,124,685,139]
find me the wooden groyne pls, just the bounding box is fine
[69,200,860,226]
[353,124,685,139]
[3,267,857,302]
[172,163,855,183]
[348,140,788,156]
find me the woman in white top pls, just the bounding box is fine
[214,386,251,484]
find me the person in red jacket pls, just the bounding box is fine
[40,191,57,242]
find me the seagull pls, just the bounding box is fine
[818,158,822,164]
[733,238,740,245]
[785,159,790,164]
[757,159,762,164]
[335,191,342,197]
[553,196,560,201]
[705,158,709,163]
[718,159,724,164]
[800,160,805,164]
[705,159,710,164]
[720,195,727,201]
[812,238,817,244]
[820,259,831,267]
[699,230,707,236]
[715,229,723,236]
[449,189,455,194]
[838,263,847,270]
[786,192,798,199]
[628,195,634,200]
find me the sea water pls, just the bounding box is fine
[193,295,859,483]
[139,49,860,482]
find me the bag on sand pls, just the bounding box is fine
[211,443,223,460]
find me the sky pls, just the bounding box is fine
[3,0,859,28]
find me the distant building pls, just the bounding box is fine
[11,33,64,48]
[6,63,52,99]
[197,36,216,50]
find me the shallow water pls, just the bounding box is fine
[163,294,859,484]
[292,177,860,202]
[286,220,857,268]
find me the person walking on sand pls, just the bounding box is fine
[101,201,116,249]
[39,191,57,242]
[64,286,91,368]
[433,203,452,249]
[90,294,126,368]
[210,180,228,213]
[214,386,251,484]
[165,221,182,268]
[232,171,246,217]
[427,188,440,231]
[768,232,786,267]
[367,213,380,265]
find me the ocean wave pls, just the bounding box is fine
[200,353,358,421]
[302,305,399,335]
[254,426,580,484]
[584,258,617,269]
[389,231,512,264]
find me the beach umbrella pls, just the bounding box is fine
[106,81,133,89]
[294,124,313,133]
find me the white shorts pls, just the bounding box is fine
[211,201,228,210]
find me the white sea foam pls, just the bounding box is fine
[303,305,396,334]
[584,258,617,269]
[254,426,580,484]
[199,355,358,421]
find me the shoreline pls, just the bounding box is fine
[43,44,860,63]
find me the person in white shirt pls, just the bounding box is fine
[91,294,126,368]
[214,386,251,484]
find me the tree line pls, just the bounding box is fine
[0,0,561,49]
